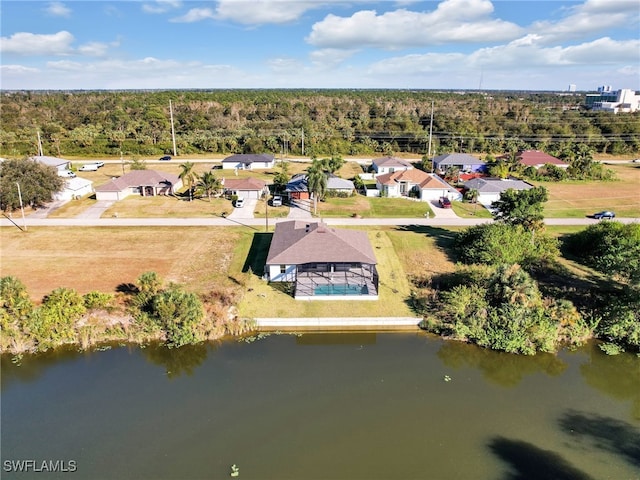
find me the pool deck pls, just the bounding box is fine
[254,317,422,330]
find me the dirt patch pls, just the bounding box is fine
[0,226,245,302]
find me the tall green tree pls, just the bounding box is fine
[307,161,327,215]
[0,159,64,211]
[491,186,548,231]
[272,161,291,193]
[179,161,197,201]
[196,171,221,201]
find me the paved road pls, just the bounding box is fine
[2,215,638,229]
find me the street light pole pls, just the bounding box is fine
[15,182,27,231]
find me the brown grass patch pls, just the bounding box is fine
[0,226,249,302]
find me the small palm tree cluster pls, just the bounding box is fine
[179,162,222,201]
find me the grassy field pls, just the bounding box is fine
[0,226,258,302]
[1,225,431,318]
[451,201,493,218]
[318,195,434,218]
[538,163,640,218]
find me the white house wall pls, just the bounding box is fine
[268,264,297,282]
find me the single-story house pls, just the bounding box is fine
[54,177,94,201]
[222,153,275,170]
[285,174,355,199]
[433,153,487,173]
[95,170,182,201]
[510,150,569,169]
[266,220,378,300]
[376,169,461,202]
[463,177,534,206]
[371,157,414,175]
[327,174,355,195]
[31,155,71,172]
[221,177,268,199]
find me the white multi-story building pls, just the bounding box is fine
[586,88,640,113]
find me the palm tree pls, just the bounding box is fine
[307,162,327,215]
[196,171,221,202]
[179,162,197,201]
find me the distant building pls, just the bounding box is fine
[222,153,275,170]
[433,153,486,173]
[95,170,182,201]
[371,156,414,175]
[568,84,576,92]
[585,88,640,113]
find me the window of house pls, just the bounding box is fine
[280,265,286,274]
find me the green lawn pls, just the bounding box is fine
[318,195,434,218]
[237,228,416,319]
[451,201,492,218]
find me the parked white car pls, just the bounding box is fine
[235,197,245,208]
[57,170,76,178]
[79,163,99,171]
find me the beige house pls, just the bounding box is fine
[376,169,461,201]
[221,177,268,199]
[95,170,182,201]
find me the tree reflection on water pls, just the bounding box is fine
[436,340,567,387]
[141,342,210,379]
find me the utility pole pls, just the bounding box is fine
[427,101,434,157]
[15,182,27,231]
[265,194,269,232]
[120,150,125,175]
[428,101,434,173]
[37,130,44,156]
[169,100,177,157]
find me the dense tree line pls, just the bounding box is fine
[1,89,638,159]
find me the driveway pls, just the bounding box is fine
[227,198,258,219]
[75,201,114,219]
[428,200,460,219]
[287,199,312,219]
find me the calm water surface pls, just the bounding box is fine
[1,333,639,480]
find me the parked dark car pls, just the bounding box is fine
[593,211,615,219]
[439,197,452,208]
[159,155,172,161]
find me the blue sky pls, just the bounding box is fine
[1,0,639,91]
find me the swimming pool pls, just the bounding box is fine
[314,284,369,295]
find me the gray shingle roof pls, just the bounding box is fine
[222,153,274,164]
[463,177,533,193]
[95,170,180,192]
[433,153,485,166]
[266,221,376,265]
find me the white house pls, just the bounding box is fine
[221,177,268,199]
[371,156,414,175]
[265,220,378,300]
[95,170,182,201]
[463,177,534,206]
[586,88,640,113]
[376,169,461,202]
[222,154,275,170]
[32,155,71,173]
[54,177,94,201]
[433,153,487,173]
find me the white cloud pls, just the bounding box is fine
[142,0,183,14]
[45,2,71,17]
[170,7,216,23]
[309,48,358,68]
[307,0,523,49]
[0,31,75,56]
[77,42,111,57]
[1,64,40,75]
[215,0,320,25]
[367,36,640,76]
[528,0,639,44]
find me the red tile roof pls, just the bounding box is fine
[516,150,568,167]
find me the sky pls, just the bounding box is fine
[1,0,639,91]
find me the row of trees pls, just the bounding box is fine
[2,90,638,159]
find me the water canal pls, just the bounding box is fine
[2,333,639,479]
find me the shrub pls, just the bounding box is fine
[455,223,559,268]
